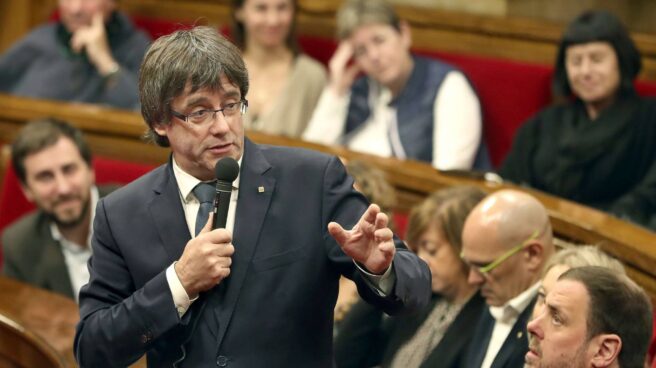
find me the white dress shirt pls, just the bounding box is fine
[480,282,540,368]
[50,186,99,302]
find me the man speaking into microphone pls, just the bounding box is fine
[74,26,430,367]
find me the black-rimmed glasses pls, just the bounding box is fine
[171,100,248,125]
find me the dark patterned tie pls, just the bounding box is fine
[193,182,215,236]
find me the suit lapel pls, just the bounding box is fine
[213,139,275,348]
[491,296,537,368]
[39,234,75,298]
[148,162,191,263]
[467,306,495,368]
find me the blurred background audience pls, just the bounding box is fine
[335,186,486,368]
[303,0,488,171]
[232,0,327,137]
[499,10,656,230]
[0,0,150,109]
[1,1,656,366]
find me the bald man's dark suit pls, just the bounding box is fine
[464,296,537,368]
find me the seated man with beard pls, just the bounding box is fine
[2,118,115,301]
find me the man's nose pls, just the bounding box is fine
[208,112,231,134]
[54,172,73,194]
[467,268,485,285]
[526,314,543,339]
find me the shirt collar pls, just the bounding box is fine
[50,185,99,251]
[172,157,242,204]
[489,281,540,322]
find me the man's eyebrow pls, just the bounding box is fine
[222,90,241,100]
[184,96,211,107]
[185,91,240,106]
[546,301,567,321]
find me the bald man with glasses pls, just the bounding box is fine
[460,189,555,368]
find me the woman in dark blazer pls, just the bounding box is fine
[335,186,487,368]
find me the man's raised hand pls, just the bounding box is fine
[328,204,395,275]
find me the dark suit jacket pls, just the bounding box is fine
[74,139,431,368]
[335,291,485,368]
[1,185,115,299]
[464,296,537,368]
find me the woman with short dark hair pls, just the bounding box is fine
[499,10,656,230]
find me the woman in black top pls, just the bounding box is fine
[499,10,656,230]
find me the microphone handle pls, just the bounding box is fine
[212,180,232,229]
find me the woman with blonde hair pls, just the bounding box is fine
[534,244,624,312]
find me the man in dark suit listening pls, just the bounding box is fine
[2,118,112,301]
[460,189,555,368]
[74,26,431,367]
[526,266,653,368]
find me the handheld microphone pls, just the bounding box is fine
[212,157,240,229]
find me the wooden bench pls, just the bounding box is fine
[0,94,654,303]
[0,276,77,367]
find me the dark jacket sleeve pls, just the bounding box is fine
[98,29,151,109]
[74,198,183,367]
[0,32,38,92]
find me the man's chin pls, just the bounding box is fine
[49,199,90,229]
[52,212,86,229]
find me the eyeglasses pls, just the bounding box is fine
[461,229,541,275]
[171,100,248,125]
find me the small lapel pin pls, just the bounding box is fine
[258,186,265,193]
[517,331,523,339]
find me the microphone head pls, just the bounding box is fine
[214,157,240,182]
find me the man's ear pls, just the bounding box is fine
[20,183,35,204]
[590,334,621,368]
[524,242,544,272]
[153,123,168,138]
[399,20,412,49]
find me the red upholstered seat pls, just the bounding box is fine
[131,15,195,39]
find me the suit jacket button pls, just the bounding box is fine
[140,334,148,344]
[216,355,228,366]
